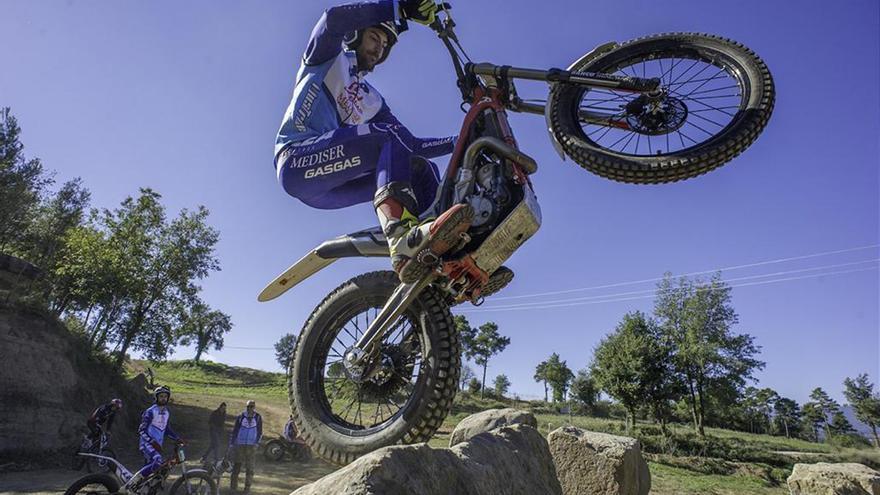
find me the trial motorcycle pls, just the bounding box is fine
[259,2,774,465]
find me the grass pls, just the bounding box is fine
[130,360,880,495]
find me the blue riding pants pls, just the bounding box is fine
[138,441,163,477]
[276,123,442,213]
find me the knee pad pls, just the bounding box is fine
[373,181,418,212]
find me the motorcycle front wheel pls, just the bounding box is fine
[549,32,775,184]
[263,439,286,462]
[63,473,119,495]
[168,471,216,495]
[288,271,460,465]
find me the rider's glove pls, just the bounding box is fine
[399,0,438,26]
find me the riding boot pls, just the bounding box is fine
[374,182,473,284]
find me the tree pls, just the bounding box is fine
[570,370,598,414]
[460,364,476,391]
[178,297,233,364]
[654,273,764,437]
[534,361,550,402]
[460,321,510,398]
[493,374,511,398]
[828,410,854,436]
[843,373,880,448]
[274,333,298,370]
[591,312,670,433]
[0,107,51,251]
[467,378,481,395]
[21,178,91,276]
[801,401,825,442]
[809,387,841,442]
[544,353,575,403]
[773,397,801,439]
[102,192,220,367]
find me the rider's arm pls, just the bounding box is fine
[256,414,263,444]
[228,415,242,447]
[370,102,457,158]
[137,409,153,444]
[165,422,180,443]
[304,1,400,66]
[105,411,114,432]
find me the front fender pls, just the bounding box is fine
[257,227,389,302]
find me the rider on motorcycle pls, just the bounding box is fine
[274,0,473,284]
[86,398,122,443]
[133,386,183,484]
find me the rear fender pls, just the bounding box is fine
[258,226,389,302]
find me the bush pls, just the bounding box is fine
[828,433,872,449]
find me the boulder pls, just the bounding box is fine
[547,426,650,495]
[292,424,561,495]
[787,462,880,495]
[449,408,537,447]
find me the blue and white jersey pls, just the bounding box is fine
[230,412,263,446]
[138,404,179,446]
[275,1,400,160]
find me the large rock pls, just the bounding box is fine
[547,426,650,495]
[449,408,537,446]
[787,462,880,495]
[292,424,561,495]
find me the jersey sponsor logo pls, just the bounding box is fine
[337,80,368,124]
[290,145,346,169]
[422,137,455,148]
[304,156,362,179]
[294,83,321,133]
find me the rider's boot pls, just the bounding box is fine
[374,182,474,284]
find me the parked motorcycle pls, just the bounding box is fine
[262,434,312,462]
[259,2,774,465]
[64,444,215,495]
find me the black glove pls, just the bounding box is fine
[399,0,438,26]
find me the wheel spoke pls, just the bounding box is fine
[668,58,702,86]
[688,110,727,128]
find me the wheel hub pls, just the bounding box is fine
[624,91,688,136]
[340,342,417,401]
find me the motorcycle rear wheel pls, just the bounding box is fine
[288,271,459,465]
[549,32,774,184]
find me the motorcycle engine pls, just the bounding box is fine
[467,159,511,236]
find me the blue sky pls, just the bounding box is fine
[2,0,877,405]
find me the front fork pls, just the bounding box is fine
[343,275,435,370]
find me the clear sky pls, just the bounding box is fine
[2,0,877,405]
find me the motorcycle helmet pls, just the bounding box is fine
[343,20,408,64]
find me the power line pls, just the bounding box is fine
[224,346,275,351]
[491,243,880,301]
[469,259,879,311]
[462,265,879,313]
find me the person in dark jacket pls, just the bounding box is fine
[228,400,262,493]
[86,398,122,443]
[201,402,227,464]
